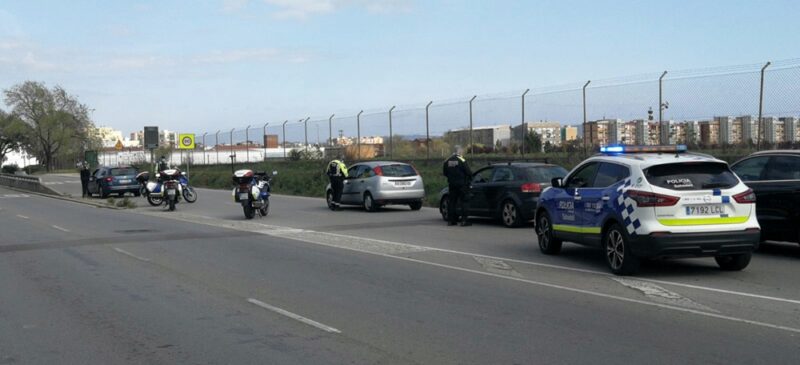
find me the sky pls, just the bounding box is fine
[1,0,799,136]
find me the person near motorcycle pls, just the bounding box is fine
[157,155,169,172]
[326,155,348,211]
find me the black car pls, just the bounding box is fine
[439,162,569,227]
[88,166,140,198]
[731,150,800,245]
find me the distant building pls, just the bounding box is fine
[700,120,720,146]
[585,119,623,146]
[780,117,799,143]
[513,121,562,148]
[762,117,783,144]
[445,125,511,148]
[561,126,578,143]
[736,115,759,145]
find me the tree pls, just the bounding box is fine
[4,82,96,171]
[526,130,543,153]
[0,109,31,165]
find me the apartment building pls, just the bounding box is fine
[513,121,562,147]
[445,125,512,148]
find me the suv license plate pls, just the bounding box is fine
[686,205,723,216]
[119,179,131,184]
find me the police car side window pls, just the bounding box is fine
[566,162,599,188]
[593,163,630,188]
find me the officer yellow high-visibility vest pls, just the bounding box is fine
[328,160,348,178]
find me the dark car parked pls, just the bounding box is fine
[731,150,800,245]
[88,166,140,198]
[439,162,568,227]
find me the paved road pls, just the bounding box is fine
[0,176,797,364]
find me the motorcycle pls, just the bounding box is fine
[146,168,183,210]
[232,169,276,219]
[179,173,198,203]
[135,171,161,206]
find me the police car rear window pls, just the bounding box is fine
[644,162,738,191]
[380,164,417,177]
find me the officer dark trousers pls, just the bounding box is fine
[448,184,470,224]
[330,176,344,206]
[80,170,90,197]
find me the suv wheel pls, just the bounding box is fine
[604,223,640,275]
[536,212,562,254]
[715,253,751,271]
[501,200,522,228]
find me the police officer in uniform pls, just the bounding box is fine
[443,146,472,226]
[157,155,169,172]
[79,161,91,198]
[326,156,348,210]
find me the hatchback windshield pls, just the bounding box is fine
[111,168,137,176]
[644,162,739,191]
[380,164,417,177]
[525,166,569,183]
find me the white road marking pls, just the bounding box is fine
[51,225,70,233]
[473,256,523,278]
[613,278,718,312]
[0,194,30,198]
[247,298,341,334]
[113,248,151,262]
[16,214,29,219]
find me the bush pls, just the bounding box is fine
[24,165,45,175]
[1,164,19,174]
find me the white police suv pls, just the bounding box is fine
[535,145,760,275]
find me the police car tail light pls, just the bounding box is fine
[627,190,679,207]
[373,166,383,176]
[733,189,756,204]
[521,183,542,193]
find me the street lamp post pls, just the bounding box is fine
[202,132,207,164]
[282,120,289,160]
[303,117,310,151]
[357,110,364,160]
[757,61,771,150]
[215,130,220,165]
[328,114,335,148]
[468,95,477,156]
[659,71,668,145]
[245,125,251,163]
[388,106,396,158]
[521,88,530,157]
[229,128,235,165]
[425,101,433,159]
[582,80,591,156]
[262,122,269,160]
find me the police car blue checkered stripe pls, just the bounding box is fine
[614,178,641,235]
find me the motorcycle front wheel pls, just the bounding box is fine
[259,200,269,217]
[182,186,197,203]
[147,195,163,206]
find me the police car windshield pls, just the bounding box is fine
[380,164,417,177]
[525,166,568,183]
[644,162,738,191]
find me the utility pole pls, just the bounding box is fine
[328,114,335,148]
[468,95,477,156]
[388,106,396,158]
[425,101,433,160]
[521,88,530,157]
[357,110,364,160]
[215,130,220,165]
[262,122,269,161]
[282,120,289,160]
[757,61,771,150]
[659,71,668,145]
[582,80,591,156]
[245,125,251,163]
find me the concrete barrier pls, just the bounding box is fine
[0,173,61,195]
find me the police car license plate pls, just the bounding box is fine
[686,205,723,216]
[239,193,249,200]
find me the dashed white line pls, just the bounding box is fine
[16,214,29,219]
[113,248,152,262]
[51,225,70,233]
[247,298,341,334]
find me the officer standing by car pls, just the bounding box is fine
[443,146,472,226]
[326,155,348,210]
[79,161,91,198]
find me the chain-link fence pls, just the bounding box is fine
[99,59,800,166]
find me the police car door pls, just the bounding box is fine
[342,165,365,204]
[556,162,599,239]
[577,162,631,246]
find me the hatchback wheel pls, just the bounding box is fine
[715,253,751,271]
[363,192,378,212]
[536,212,562,254]
[439,196,449,221]
[604,224,640,275]
[501,200,522,228]
[326,190,336,210]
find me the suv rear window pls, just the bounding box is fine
[111,168,137,176]
[380,164,417,177]
[525,166,568,183]
[644,162,738,191]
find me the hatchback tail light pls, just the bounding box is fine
[627,190,679,207]
[373,166,383,176]
[521,183,541,193]
[733,189,756,204]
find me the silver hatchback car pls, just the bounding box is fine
[326,161,425,212]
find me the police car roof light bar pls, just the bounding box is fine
[599,144,687,154]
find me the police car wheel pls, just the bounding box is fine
[604,224,640,275]
[501,200,521,228]
[439,197,449,221]
[536,212,562,254]
[714,253,751,271]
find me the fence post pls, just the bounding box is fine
[245,125,251,163]
[229,128,235,167]
[262,122,269,160]
[521,88,530,157]
[582,80,591,156]
[757,61,771,150]
[202,133,207,165]
[468,95,477,156]
[659,71,668,145]
[282,120,289,160]
[425,101,433,160]
[215,130,220,165]
[328,114,335,148]
[388,106,396,158]
[357,110,364,160]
